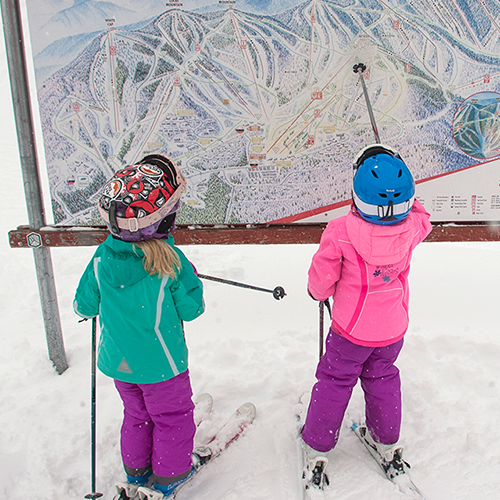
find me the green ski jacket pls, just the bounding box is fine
[74,234,204,383]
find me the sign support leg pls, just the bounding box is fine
[1,0,68,373]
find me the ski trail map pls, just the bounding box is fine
[25,0,500,226]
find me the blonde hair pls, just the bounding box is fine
[134,239,181,278]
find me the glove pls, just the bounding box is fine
[190,261,198,275]
[323,298,332,318]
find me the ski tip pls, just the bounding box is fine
[194,393,213,408]
[236,402,257,421]
[194,393,214,426]
[393,477,427,499]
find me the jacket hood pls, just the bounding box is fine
[100,235,148,288]
[346,206,414,265]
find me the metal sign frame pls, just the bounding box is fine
[4,1,500,373]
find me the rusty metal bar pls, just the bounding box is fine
[8,222,500,248]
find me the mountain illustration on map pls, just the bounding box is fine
[28,0,500,225]
[453,91,500,159]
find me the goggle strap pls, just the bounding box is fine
[353,191,414,217]
[99,172,186,233]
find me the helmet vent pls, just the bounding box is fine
[394,192,401,197]
[398,169,402,177]
[371,170,379,178]
[378,193,387,198]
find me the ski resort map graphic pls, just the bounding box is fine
[26,0,500,225]
[453,91,500,160]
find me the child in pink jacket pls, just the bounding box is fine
[301,144,432,489]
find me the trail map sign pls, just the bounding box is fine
[25,0,500,226]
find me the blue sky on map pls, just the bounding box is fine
[25,0,304,54]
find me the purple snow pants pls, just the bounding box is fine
[302,330,403,453]
[114,370,196,484]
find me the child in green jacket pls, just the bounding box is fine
[74,155,204,499]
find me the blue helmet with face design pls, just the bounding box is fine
[352,144,415,225]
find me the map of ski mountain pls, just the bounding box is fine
[27,0,500,225]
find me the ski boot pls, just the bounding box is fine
[114,470,152,499]
[302,443,330,490]
[115,482,141,500]
[137,469,195,500]
[359,426,411,480]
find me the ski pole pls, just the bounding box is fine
[85,317,103,500]
[319,300,324,360]
[318,299,331,360]
[353,63,381,144]
[198,274,286,300]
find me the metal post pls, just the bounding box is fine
[1,0,68,373]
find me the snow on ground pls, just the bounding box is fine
[2,25,500,500]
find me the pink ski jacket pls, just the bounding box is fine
[308,199,432,347]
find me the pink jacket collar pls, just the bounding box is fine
[346,206,415,265]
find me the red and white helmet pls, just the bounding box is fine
[98,155,186,242]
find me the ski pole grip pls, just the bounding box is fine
[353,62,367,74]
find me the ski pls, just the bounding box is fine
[135,402,257,500]
[351,422,427,500]
[194,402,256,462]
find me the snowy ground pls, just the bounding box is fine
[2,25,500,500]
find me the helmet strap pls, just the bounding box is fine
[378,200,397,221]
[108,201,121,236]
